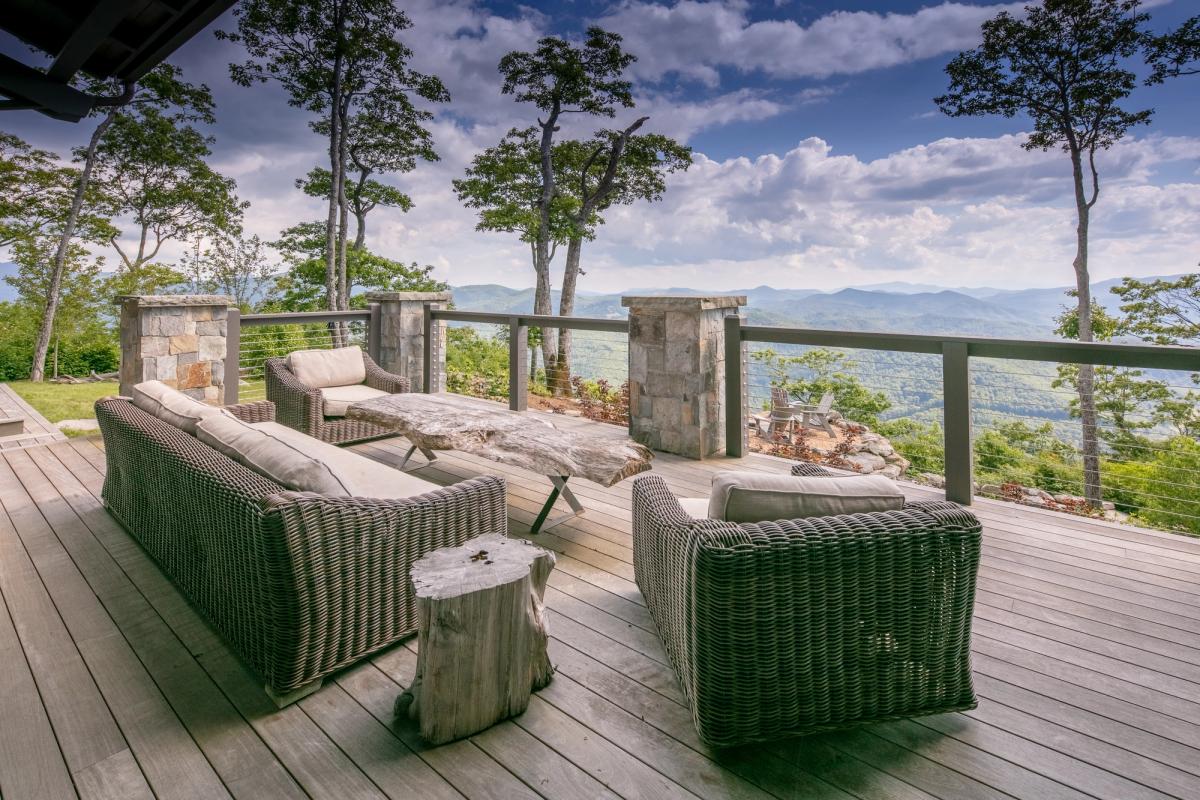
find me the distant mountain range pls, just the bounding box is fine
[452,275,1167,339]
[1,259,1179,340]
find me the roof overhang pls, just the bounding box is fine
[0,0,235,122]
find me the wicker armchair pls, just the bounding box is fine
[632,462,981,747]
[96,396,507,705]
[265,351,406,445]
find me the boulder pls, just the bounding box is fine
[843,452,887,473]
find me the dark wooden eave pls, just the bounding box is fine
[0,0,234,122]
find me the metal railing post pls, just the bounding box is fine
[508,316,529,411]
[725,313,744,457]
[422,303,433,394]
[942,341,973,505]
[224,307,240,405]
[366,302,381,364]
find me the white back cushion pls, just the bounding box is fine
[287,346,366,389]
[132,380,225,435]
[196,414,350,496]
[708,471,904,523]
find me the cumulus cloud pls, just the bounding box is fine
[597,1,1025,85]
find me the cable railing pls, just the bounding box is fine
[426,309,629,424]
[226,307,375,403]
[220,299,1199,535]
[728,318,1200,534]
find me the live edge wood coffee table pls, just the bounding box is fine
[347,392,653,533]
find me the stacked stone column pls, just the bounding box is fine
[366,291,451,392]
[623,295,745,459]
[117,295,232,403]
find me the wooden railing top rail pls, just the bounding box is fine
[431,309,629,334]
[739,324,1200,371]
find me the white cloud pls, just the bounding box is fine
[598,1,1026,85]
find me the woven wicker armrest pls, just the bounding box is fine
[225,400,275,423]
[265,356,324,432]
[256,474,508,694]
[363,354,409,394]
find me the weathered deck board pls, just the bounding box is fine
[1,416,1199,800]
[0,382,67,451]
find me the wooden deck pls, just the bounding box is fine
[0,382,67,451]
[1,412,1199,799]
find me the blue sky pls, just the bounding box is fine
[1,1,1198,293]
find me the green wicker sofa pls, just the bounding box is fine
[265,349,406,445]
[96,395,507,705]
[631,462,981,747]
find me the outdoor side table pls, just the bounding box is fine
[394,533,555,744]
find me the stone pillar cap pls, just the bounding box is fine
[115,294,234,307]
[621,294,746,310]
[365,291,452,302]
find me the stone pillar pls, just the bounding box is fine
[117,295,233,403]
[622,295,746,459]
[366,291,451,393]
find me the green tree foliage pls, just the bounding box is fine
[1112,273,1199,345]
[445,328,509,400]
[297,166,411,249]
[1145,14,1199,82]
[269,221,443,310]
[1107,437,1200,534]
[221,0,447,311]
[182,232,276,309]
[876,419,946,475]
[96,105,245,290]
[937,0,1153,506]
[750,348,892,427]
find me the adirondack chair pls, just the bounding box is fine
[794,391,837,437]
[751,387,800,439]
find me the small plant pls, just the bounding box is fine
[571,376,629,426]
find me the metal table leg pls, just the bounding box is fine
[530,475,585,534]
[398,442,439,470]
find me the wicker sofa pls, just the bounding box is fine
[96,395,507,705]
[632,462,982,747]
[265,349,406,445]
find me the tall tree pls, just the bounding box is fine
[24,66,210,382]
[498,27,636,372]
[936,0,1152,507]
[183,232,276,309]
[1145,15,1199,82]
[220,0,447,314]
[549,130,692,391]
[96,105,245,294]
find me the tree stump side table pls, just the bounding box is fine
[394,533,556,744]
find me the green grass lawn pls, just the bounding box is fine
[8,380,118,423]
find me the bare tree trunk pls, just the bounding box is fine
[535,102,561,382]
[552,237,583,396]
[324,3,346,315]
[30,110,116,382]
[353,209,366,250]
[1070,147,1102,508]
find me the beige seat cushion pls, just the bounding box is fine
[708,471,904,523]
[249,422,439,500]
[319,384,391,417]
[132,380,226,435]
[678,497,710,519]
[287,346,367,389]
